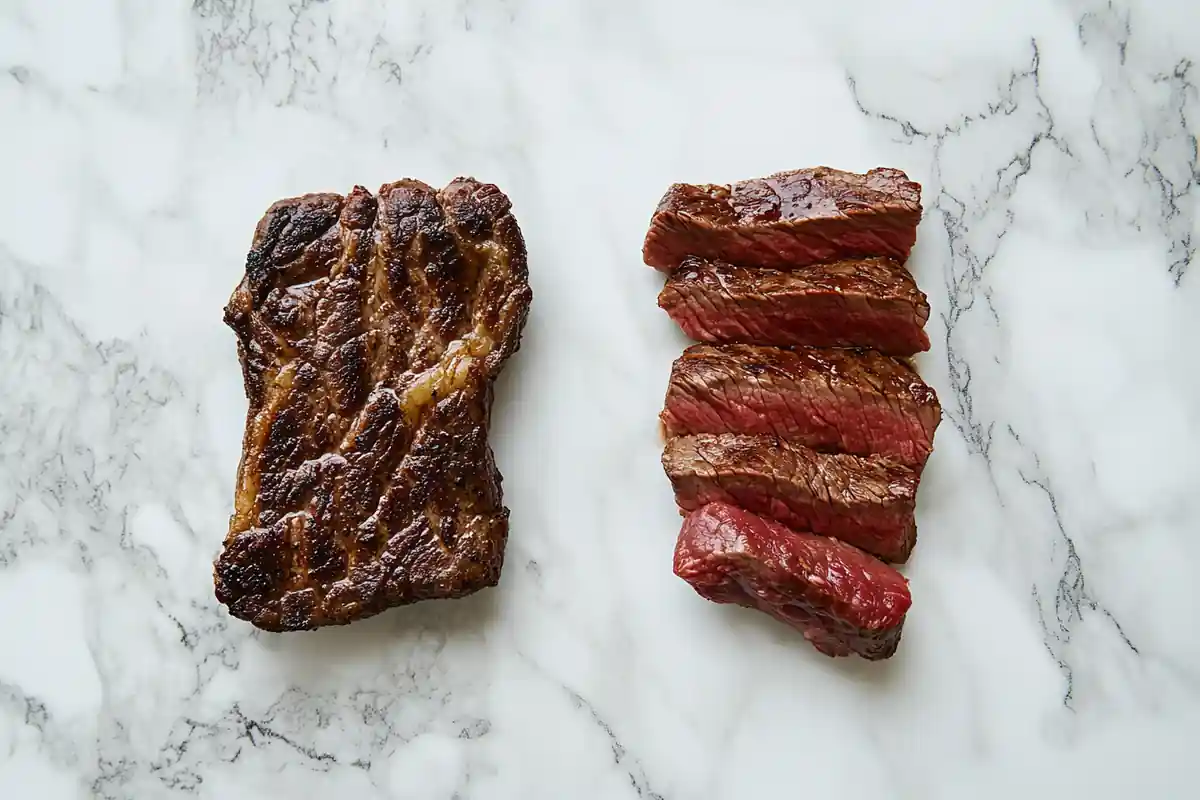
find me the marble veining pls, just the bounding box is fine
[1,0,1198,797]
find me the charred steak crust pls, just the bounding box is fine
[643,167,922,271]
[216,177,532,632]
[661,344,941,468]
[662,433,918,563]
[658,256,931,355]
[674,503,911,660]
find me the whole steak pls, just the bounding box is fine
[658,256,930,356]
[674,503,911,660]
[662,433,918,563]
[216,178,532,631]
[642,166,922,271]
[662,344,940,468]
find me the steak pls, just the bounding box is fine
[658,256,930,356]
[674,503,911,659]
[215,177,532,632]
[661,344,940,468]
[662,433,918,563]
[643,167,922,271]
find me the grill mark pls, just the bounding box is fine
[216,178,531,631]
[364,223,397,387]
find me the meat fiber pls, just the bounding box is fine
[216,177,532,631]
[661,344,940,468]
[674,503,911,659]
[658,256,930,356]
[662,433,918,563]
[643,167,922,271]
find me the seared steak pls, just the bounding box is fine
[643,167,922,271]
[662,433,917,563]
[216,177,532,631]
[662,344,940,468]
[674,503,911,659]
[658,256,930,356]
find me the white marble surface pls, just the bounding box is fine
[2,0,1199,797]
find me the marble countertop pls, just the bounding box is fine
[2,1,1199,797]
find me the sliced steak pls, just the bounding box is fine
[643,167,922,271]
[216,177,532,632]
[674,503,911,659]
[661,344,940,468]
[658,256,930,356]
[662,433,918,563]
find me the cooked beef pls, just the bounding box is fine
[662,344,940,468]
[216,177,532,632]
[658,256,930,356]
[674,503,911,659]
[643,167,922,272]
[662,433,917,563]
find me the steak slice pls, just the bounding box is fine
[643,166,922,271]
[216,177,532,632]
[658,256,930,356]
[661,344,941,468]
[662,433,918,563]
[674,503,911,659]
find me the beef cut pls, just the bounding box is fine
[662,433,918,563]
[658,256,930,356]
[216,177,532,631]
[662,344,940,468]
[674,503,911,659]
[643,167,922,272]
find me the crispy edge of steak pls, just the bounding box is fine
[661,344,941,468]
[643,166,922,271]
[662,433,918,563]
[658,256,931,356]
[674,503,911,659]
[215,177,532,631]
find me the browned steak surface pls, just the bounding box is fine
[662,433,918,563]
[216,177,532,632]
[643,167,922,271]
[674,503,911,660]
[661,344,941,468]
[658,256,930,356]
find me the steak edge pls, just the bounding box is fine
[662,344,941,468]
[643,166,922,271]
[216,177,532,632]
[662,433,918,563]
[674,503,911,659]
[658,256,930,356]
